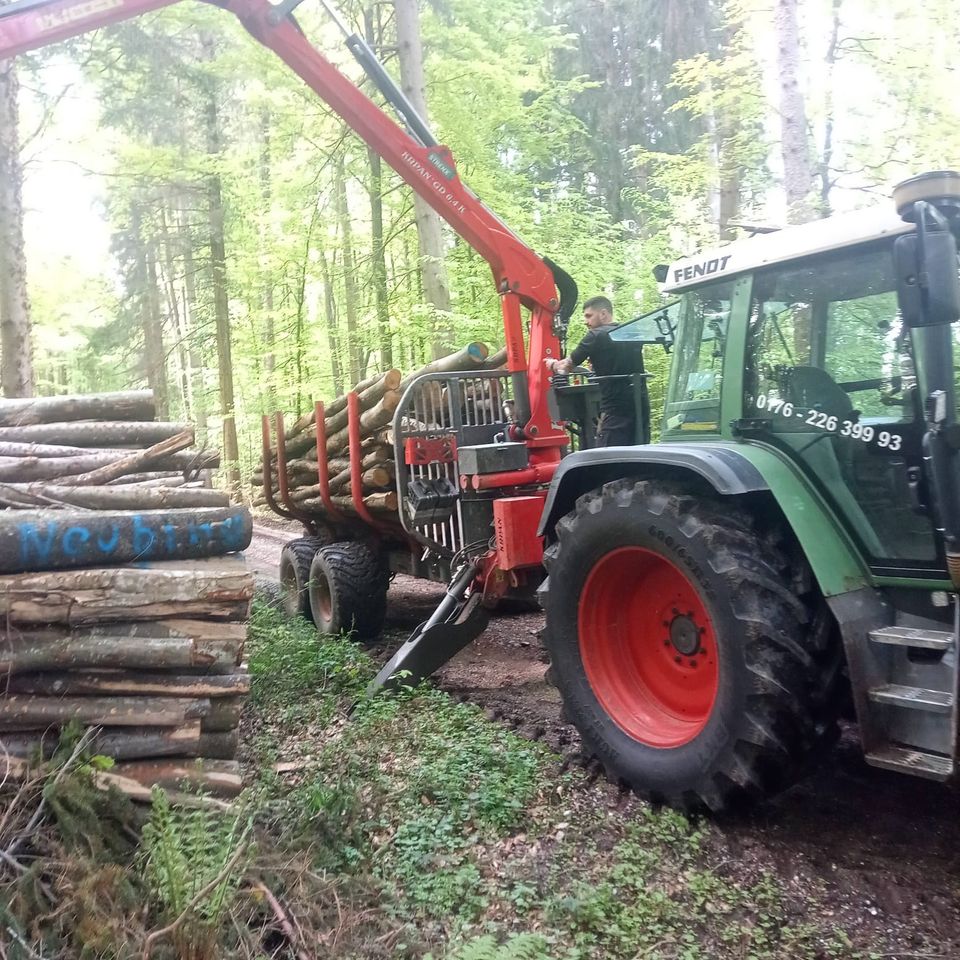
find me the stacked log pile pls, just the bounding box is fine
[0,391,252,799]
[252,342,506,517]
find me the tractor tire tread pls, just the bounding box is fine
[543,477,843,812]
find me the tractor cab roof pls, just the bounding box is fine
[662,204,914,294]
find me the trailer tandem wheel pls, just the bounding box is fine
[308,541,389,640]
[279,537,326,622]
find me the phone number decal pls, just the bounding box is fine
[755,393,903,450]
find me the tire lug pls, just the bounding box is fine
[699,648,707,656]
[674,656,682,664]
[689,659,697,668]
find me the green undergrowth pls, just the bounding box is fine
[245,603,867,959]
[0,604,882,958]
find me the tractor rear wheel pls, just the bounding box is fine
[542,478,841,812]
[308,541,389,640]
[279,537,325,621]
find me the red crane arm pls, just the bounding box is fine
[0,0,571,447]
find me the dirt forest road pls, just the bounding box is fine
[248,521,960,954]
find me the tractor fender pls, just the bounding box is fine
[537,441,870,598]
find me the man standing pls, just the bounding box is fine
[545,296,636,446]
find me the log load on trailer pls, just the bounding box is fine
[8,0,960,812]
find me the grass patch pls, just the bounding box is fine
[246,603,870,959]
[0,603,897,957]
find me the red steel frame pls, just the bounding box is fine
[0,0,567,469]
[313,400,343,521]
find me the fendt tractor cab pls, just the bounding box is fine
[538,171,960,810]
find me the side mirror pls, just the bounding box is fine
[894,228,960,328]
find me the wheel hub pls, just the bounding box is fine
[668,613,701,656]
[578,546,719,748]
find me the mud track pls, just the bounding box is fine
[249,521,960,954]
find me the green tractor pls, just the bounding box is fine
[539,171,960,810]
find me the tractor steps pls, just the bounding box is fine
[869,625,953,651]
[855,620,959,776]
[865,745,954,781]
[868,683,953,713]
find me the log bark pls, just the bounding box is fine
[0,557,252,624]
[0,724,203,760]
[0,506,251,573]
[67,429,195,485]
[0,694,210,727]
[0,449,215,483]
[0,421,191,447]
[300,492,397,514]
[325,463,393,494]
[0,482,229,510]
[3,669,249,698]
[0,619,246,674]
[0,726,238,762]
[398,342,488,392]
[201,696,243,732]
[482,347,507,370]
[0,391,155,427]
[284,369,401,440]
[323,390,399,455]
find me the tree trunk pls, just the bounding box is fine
[143,239,170,419]
[0,420,191,446]
[0,555,252,624]
[818,0,842,216]
[334,153,363,384]
[774,0,815,223]
[0,619,246,675]
[3,669,249,698]
[0,390,155,426]
[0,505,251,572]
[0,481,229,510]
[317,239,344,397]
[393,0,453,357]
[0,51,33,398]
[364,8,394,369]
[259,107,277,401]
[202,35,241,495]
[0,694,210,727]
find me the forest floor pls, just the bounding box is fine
[243,520,960,959]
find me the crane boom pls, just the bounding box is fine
[0,0,575,447]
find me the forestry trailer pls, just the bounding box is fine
[5,0,960,811]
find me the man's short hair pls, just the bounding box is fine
[583,296,613,314]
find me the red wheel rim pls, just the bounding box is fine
[578,546,719,748]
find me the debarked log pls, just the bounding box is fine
[0,557,253,624]
[0,619,246,674]
[0,505,252,573]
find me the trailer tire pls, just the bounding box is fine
[308,541,388,641]
[542,478,841,812]
[279,538,325,622]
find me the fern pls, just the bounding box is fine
[444,933,554,960]
[141,788,252,934]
